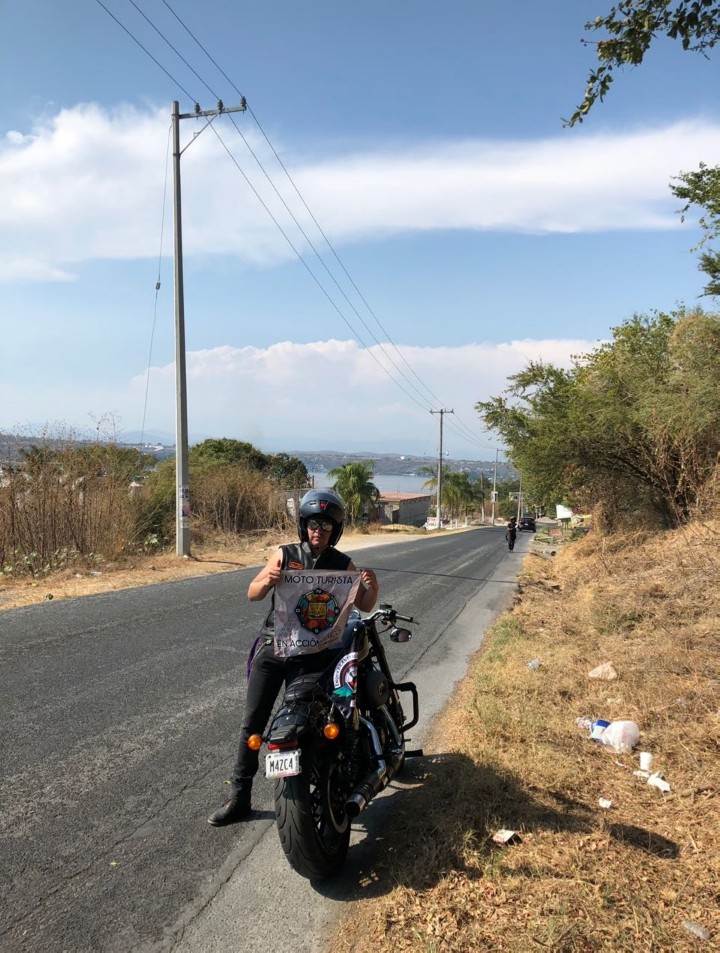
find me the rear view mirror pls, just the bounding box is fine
[390,627,412,643]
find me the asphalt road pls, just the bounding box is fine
[1,526,527,952]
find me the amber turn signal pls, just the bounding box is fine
[247,734,263,750]
[323,722,340,740]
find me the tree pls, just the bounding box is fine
[476,309,720,527]
[189,438,308,487]
[190,438,267,471]
[568,1,720,127]
[671,162,720,296]
[422,465,483,520]
[327,461,379,525]
[568,3,720,295]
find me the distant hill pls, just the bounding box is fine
[0,434,516,481]
[290,450,517,482]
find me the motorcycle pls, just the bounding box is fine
[252,603,422,881]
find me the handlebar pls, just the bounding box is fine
[368,604,416,625]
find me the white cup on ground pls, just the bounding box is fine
[639,751,653,772]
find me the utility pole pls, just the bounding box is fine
[172,98,246,556]
[430,409,453,529]
[491,448,498,526]
[479,471,485,524]
[516,472,523,522]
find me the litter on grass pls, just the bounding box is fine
[682,921,711,941]
[588,661,618,680]
[648,773,672,793]
[491,829,522,846]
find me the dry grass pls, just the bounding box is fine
[333,520,719,952]
[0,524,441,611]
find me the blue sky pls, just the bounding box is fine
[2,0,719,460]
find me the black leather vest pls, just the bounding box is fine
[260,542,352,634]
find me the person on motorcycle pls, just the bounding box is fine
[208,488,379,826]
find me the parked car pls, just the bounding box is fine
[518,516,536,532]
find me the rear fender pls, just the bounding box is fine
[267,706,311,746]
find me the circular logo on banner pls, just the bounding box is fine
[294,588,340,633]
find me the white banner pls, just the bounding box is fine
[273,570,361,658]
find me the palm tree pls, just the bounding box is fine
[327,461,379,525]
[421,466,480,523]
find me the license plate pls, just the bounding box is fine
[265,750,301,779]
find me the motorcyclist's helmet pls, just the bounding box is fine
[298,489,345,547]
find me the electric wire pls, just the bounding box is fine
[100,0,499,454]
[128,0,498,449]
[106,0,435,412]
[208,123,434,412]
[140,123,173,448]
[93,0,196,103]
[157,0,496,434]
[125,0,220,103]
[159,0,449,410]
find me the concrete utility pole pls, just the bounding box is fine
[491,448,498,525]
[516,472,523,522]
[172,98,246,556]
[430,409,453,529]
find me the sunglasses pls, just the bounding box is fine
[306,518,334,532]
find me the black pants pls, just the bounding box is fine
[230,640,336,794]
[231,640,285,794]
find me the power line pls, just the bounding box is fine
[99,0,498,453]
[93,0,196,103]
[140,122,173,448]
[155,1,474,415]
[103,0,436,412]
[207,122,434,413]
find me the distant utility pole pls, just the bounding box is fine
[516,472,523,521]
[430,409,453,529]
[491,448,498,526]
[172,98,246,556]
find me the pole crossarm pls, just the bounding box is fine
[179,99,247,120]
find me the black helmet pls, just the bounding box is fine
[298,489,345,546]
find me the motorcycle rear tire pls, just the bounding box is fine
[274,749,351,881]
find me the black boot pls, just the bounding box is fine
[208,790,252,826]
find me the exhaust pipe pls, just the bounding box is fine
[345,717,405,817]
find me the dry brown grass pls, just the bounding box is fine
[334,520,719,952]
[0,524,439,611]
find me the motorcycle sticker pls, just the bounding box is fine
[332,650,359,712]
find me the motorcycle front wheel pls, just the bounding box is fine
[274,745,351,881]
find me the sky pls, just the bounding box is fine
[2,0,719,462]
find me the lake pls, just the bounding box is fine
[309,471,433,496]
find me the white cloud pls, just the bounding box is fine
[121,337,600,456]
[1,102,717,282]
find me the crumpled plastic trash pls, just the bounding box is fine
[682,921,711,941]
[599,720,640,753]
[588,661,618,681]
[647,772,671,793]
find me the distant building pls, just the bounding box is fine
[372,491,433,528]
